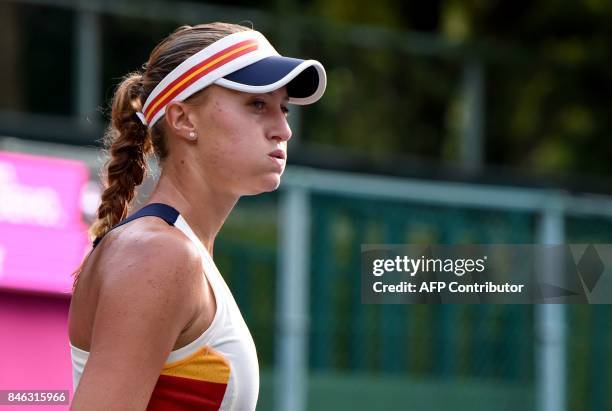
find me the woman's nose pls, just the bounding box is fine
[268,115,292,142]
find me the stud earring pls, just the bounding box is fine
[188,130,197,140]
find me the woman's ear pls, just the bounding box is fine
[165,101,197,142]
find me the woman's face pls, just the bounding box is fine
[177,85,292,196]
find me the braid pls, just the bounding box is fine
[72,72,151,288]
[89,72,153,241]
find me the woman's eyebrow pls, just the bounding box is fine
[265,91,290,101]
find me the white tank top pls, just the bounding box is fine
[70,203,260,410]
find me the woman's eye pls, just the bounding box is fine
[252,100,266,110]
[251,99,289,116]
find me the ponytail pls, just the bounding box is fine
[72,72,152,286]
[89,72,153,241]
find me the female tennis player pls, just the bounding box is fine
[68,22,326,410]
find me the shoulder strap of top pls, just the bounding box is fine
[92,203,180,248]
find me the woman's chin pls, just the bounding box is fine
[243,173,282,195]
[261,173,282,192]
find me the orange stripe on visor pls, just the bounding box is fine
[143,40,259,125]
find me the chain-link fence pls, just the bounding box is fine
[215,167,612,411]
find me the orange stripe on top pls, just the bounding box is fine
[161,346,231,385]
[144,40,259,124]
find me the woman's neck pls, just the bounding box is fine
[146,164,239,257]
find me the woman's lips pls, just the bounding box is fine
[268,150,286,170]
[268,149,286,160]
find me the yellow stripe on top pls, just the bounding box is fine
[161,346,231,385]
[145,41,258,122]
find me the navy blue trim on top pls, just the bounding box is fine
[92,203,180,248]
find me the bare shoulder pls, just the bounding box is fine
[91,217,205,340]
[92,216,205,345]
[69,217,202,349]
[97,217,202,287]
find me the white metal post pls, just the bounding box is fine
[276,185,311,411]
[536,199,567,411]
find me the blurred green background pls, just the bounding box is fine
[1,0,612,410]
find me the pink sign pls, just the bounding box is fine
[0,151,91,295]
[0,291,73,410]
